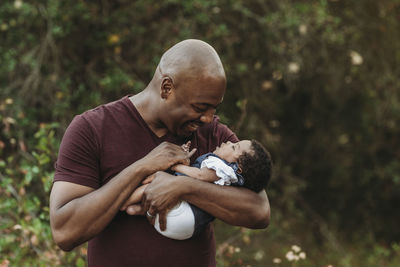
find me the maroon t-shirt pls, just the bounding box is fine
[54,96,239,267]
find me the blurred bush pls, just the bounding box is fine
[1,0,399,266]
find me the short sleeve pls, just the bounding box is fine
[54,115,100,189]
[200,156,238,186]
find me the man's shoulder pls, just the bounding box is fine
[72,96,136,131]
[80,96,130,120]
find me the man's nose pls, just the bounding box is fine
[200,109,215,124]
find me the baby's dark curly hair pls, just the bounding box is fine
[237,140,272,192]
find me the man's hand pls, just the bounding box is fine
[142,141,196,171]
[120,170,170,214]
[50,142,195,251]
[122,142,195,217]
[141,171,185,231]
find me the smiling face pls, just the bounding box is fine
[163,73,226,137]
[213,140,253,163]
[155,39,227,137]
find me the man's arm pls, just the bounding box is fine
[182,178,270,228]
[50,163,147,251]
[140,172,270,230]
[50,142,196,251]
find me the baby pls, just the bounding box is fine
[120,139,272,240]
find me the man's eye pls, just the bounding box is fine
[193,106,207,113]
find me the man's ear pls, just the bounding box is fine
[161,77,173,99]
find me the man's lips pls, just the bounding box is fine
[185,122,202,131]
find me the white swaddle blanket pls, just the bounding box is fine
[154,156,238,240]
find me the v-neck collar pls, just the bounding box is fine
[124,95,189,144]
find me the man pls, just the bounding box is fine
[50,39,270,266]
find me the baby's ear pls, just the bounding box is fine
[237,166,242,174]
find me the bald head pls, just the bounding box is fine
[134,40,227,137]
[157,39,226,89]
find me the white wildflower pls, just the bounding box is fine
[212,7,220,14]
[288,62,300,73]
[299,24,308,35]
[338,134,349,145]
[285,251,295,261]
[350,50,363,65]
[262,80,273,91]
[273,258,282,264]
[13,224,22,230]
[14,0,23,9]
[5,117,16,124]
[291,245,301,253]
[0,23,8,31]
[254,250,264,261]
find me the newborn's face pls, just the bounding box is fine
[213,140,252,163]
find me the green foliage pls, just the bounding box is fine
[1,0,400,265]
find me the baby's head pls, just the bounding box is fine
[213,140,272,192]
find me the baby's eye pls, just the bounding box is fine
[232,145,235,150]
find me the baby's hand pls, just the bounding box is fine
[171,164,181,172]
[179,141,196,165]
[181,141,191,153]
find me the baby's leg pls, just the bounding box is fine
[154,201,196,240]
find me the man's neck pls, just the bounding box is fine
[129,91,169,137]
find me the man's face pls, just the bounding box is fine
[213,140,253,163]
[165,75,226,137]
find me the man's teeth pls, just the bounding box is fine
[188,123,199,130]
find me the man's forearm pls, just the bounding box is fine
[50,161,150,251]
[51,141,196,250]
[180,176,270,228]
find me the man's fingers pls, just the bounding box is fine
[142,174,154,184]
[121,198,133,211]
[158,210,167,231]
[180,148,196,165]
[188,148,197,158]
[142,199,149,214]
[126,204,144,215]
[146,207,157,225]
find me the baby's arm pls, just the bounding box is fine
[172,164,219,182]
[120,184,148,211]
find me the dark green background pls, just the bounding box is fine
[1,0,399,266]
